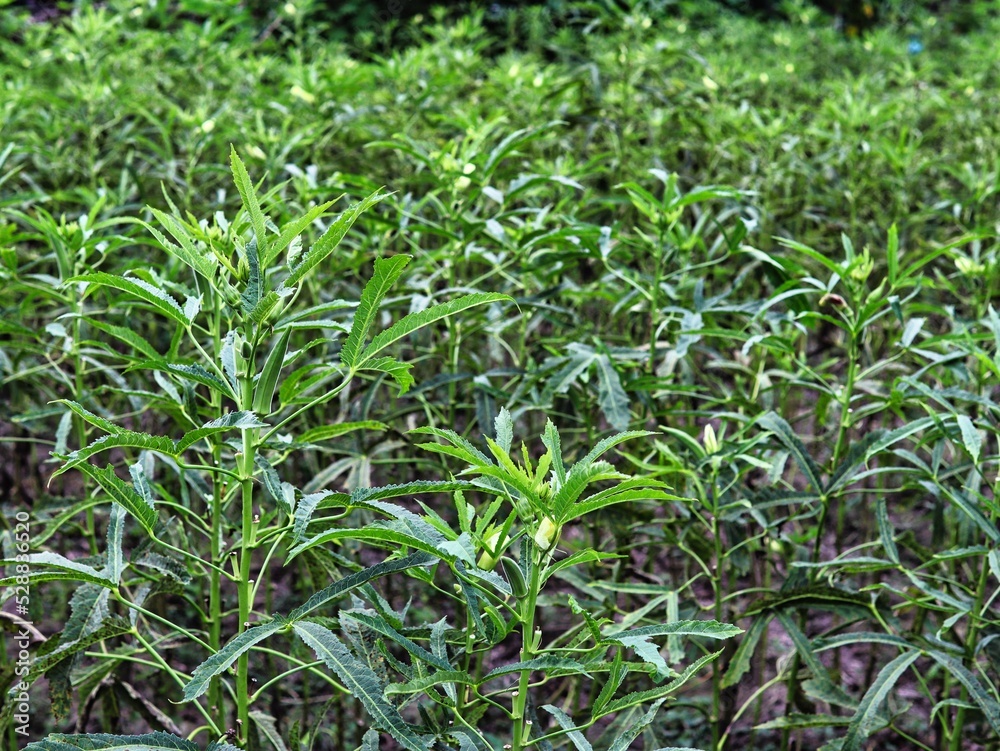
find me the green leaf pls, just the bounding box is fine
[755,714,851,730]
[606,698,669,751]
[343,611,451,671]
[925,649,1000,736]
[592,650,627,715]
[104,503,126,583]
[357,356,415,394]
[541,704,593,751]
[250,710,290,751]
[143,210,217,279]
[231,147,270,261]
[606,620,743,641]
[253,327,291,415]
[875,498,899,565]
[292,621,430,751]
[142,361,237,400]
[25,616,133,680]
[53,400,124,436]
[340,254,411,368]
[551,461,622,520]
[494,407,513,454]
[359,292,509,367]
[263,198,338,268]
[76,464,158,535]
[775,611,856,709]
[938,485,1000,544]
[594,353,630,431]
[53,431,178,477]
[176,412,267,453]
[722,613,772,689]
[298,421,387,444]
[23,732,235,751]
[85,320,161,360]
[956,414,982,464]
[0,551,110,588]
[288,553,435,620]
[184,618,287,701]
[284,191,390,289]
[758,412,822,491]
[68,272,190,326]
[481,657,591,681]
[240,236,266,315]
[64,584,111,642]
[841,650,919,751]
[385,671,476,697]
[597,650,723,718]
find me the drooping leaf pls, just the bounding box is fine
[597,650,723,718]
[758,412,822,490]
[288,553,435,620]
[22,732,238,751]
[358,356,415,394]
[176,412,267,453]
[0,552,111,588]
[53,400,124,436]
[594,353,630,431]
[68,272,190,326]
[53,431,178,477]
[184,618,288,701]
[606,698,669,751]
[722,614,773,688]
[925,649,1000,735]
[250,710,290,751]
[76,464,158,535]
[104,503,126,584]
[956,414,982,464]
[343,611,451,671]
[292,621,430,751]
[840,650,919,751]
[541,704,593,751]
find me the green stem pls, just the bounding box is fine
[236,366,258,745]
[512,555,543,751]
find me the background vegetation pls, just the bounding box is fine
[3,1,1000,750]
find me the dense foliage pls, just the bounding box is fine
[3,2,1000,751]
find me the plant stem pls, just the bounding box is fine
[512,555,542,751]
[236,364,258,745]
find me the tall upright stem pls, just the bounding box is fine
[236,357,258,744]
[511,557,542,751]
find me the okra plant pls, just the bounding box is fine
[283,407,742,750]
[3,148,505,749]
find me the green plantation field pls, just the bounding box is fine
[3,2,1000,750]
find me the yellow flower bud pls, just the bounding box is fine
[703,423,719,455]
[477,529,504,571]
[533,517,559,551]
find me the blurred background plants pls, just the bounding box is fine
[4,0,1000,749]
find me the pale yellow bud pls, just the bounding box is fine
[477,529,504,571]
[703,423,719,455]
[533,517,559,551]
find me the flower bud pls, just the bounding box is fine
[533,516,559,552]
[703,423,719,455]
[477,529,504,571]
